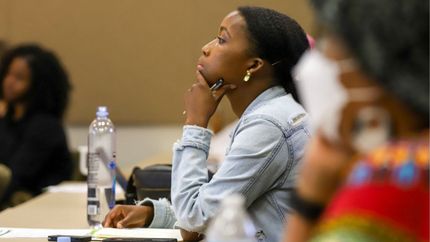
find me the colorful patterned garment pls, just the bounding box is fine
[311,134,429,242]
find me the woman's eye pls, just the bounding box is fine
[216,36,226,44]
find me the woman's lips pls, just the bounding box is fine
[197,64,204,71]
[196,66,212,86]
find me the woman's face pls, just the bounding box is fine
[197,11,255,87]
[2,57,31,103]
[320,34,387,152]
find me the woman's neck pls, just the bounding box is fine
[0,101,6,118]
[13,103,27,121]
[226,77,274,117]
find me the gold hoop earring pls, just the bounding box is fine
[243,70,251,82]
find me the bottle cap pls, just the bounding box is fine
[96,106,109,117]
[57,236,71,242]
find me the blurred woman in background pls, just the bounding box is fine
[0,44,72,208]
[284,0,429,241]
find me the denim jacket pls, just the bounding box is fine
[142,86,310,242]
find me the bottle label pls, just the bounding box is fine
[87,152,101,184]
[87,205,98,216]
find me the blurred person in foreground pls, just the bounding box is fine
[283,0,429,241]
[0,44,72,208]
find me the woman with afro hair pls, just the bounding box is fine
[0,44,72,208]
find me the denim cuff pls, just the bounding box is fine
[137,198,176,228]
[176,125,213,153]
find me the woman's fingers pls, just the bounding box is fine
[116,215,132,229]
[103,205,124,227]
[213,84,237,103]
[180,229,204,241]
[102,202,162,230]
[103,214,113,227]
[113,205,153,228]
[183,71,234,127]
[195,71,209,88]
[117,213,146,228]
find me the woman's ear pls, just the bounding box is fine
[246,57,264,74]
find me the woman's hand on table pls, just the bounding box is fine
[180,229,204,241]
[103,205,154,228]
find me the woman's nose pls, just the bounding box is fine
[201,39,216,56]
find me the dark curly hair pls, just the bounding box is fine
[0,44,71,119]
[237,6,310,102]
[311,0,429,120]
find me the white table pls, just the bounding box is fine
[0,183,181,241]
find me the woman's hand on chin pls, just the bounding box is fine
[184,71,236,128]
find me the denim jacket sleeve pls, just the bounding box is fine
[171,118,292,232]
[138,198,177,229]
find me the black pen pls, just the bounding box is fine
[210,78,224,91]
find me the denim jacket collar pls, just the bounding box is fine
[242,85,287,117]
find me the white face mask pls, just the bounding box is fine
[293,49,380,146]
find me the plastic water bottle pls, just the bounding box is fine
[206,194,257,242]
[87,106,117,228]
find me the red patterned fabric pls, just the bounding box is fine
[314,135,429,242]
